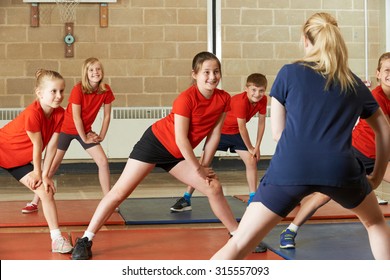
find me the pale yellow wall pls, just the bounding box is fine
[0,0,383,108]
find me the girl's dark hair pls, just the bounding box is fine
[191,51,222,84]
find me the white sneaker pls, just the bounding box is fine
[376,196,388,205]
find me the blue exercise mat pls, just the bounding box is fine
[262,221,390,260]
[119,196,246,225]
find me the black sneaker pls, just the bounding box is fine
[170,197,192,212]
[71,237,93,260]
[253,242,267,253]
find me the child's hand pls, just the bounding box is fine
[42,176,56,194]
[366,174,381,190]
[87,131,103,143]
[26,171,42,191]
[197,166,217,183]
[85,131,98,143]
[253,148,260,161]
[93,135,103,143]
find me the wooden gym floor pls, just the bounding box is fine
[0,163,389,260]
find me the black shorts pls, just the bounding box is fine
[2,163,34,181]
[129,126,184,172]
[216,133,247,153]
[352,147,375,175]
[253,175,372,217]
[57,132,99,151]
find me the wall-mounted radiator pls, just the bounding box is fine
[0,107,276,160]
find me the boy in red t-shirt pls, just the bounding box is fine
[0,69,72,253]
[279,52,390,250]
[170,73,268,212]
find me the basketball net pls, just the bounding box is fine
[55,0,80,23]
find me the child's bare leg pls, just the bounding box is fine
[237,150,258,193]
[351,191,390,259]
[86,159,155,234]
[169,161,238,233]
[28,149,66,207]
[86,145,111,196]
[20,176,59,230]
[292,193,331,226]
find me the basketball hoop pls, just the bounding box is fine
[55,0,80,23]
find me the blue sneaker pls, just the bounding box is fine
[280,229,297,249]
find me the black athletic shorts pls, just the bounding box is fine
[129,126,184,172]
[57,132,99,151]
[2,163,34,181]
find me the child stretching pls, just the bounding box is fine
[71,51,240,260]
[22,57,115,214]
[170,73,268,212]
[0,69,72,253]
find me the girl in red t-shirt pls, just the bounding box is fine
[23,58,115,213]
[0,69,72,253]
[70,51,240,260]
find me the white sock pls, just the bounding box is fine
[287,223,299,233]
[230,230,236,236]
[50,229,62,241]
[83,231,95,241]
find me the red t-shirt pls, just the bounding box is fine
[352,85,390,158]
[61,83,115,134]
[152,85,231,158]
[0,100,64,168]
[221,91,267,134]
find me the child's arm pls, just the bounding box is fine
[202,112,226,166]
[95,103,112,142]
[26,131,43,190]
[41,132,60,193]
[253,113,266,158]
[72,103,94,144]
[174,114,210,180]
[237,117,255,155]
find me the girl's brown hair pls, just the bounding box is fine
[191,51,222,85]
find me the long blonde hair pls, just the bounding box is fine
[297,12,356,93]
[81,57,107,94]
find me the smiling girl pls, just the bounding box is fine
[22,58,115,214]
[70,51,240,260]
[0,69,72,253]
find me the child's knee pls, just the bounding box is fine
[37,190,55,202]
[207,179,224,196]
[96,157,109,169]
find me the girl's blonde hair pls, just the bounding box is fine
[297,12,356,93]
[35,69,64,96]
[81,57,107,94]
